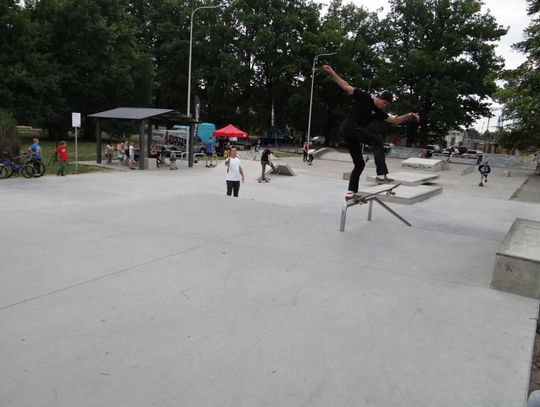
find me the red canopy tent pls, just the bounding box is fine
[213,124,248,138]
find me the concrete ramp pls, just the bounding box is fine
[366,171,439,186]
[357,184,443,205]
[256,163,295,181]
[491,218,540,299]
[275,163,295,176]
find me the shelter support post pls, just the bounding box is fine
[138,120,145,170]
[96,119,101,164]
[188,124,195,168]
[147,121,152,158]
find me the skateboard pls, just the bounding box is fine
[258,178,270,183]
[346,183,400,204]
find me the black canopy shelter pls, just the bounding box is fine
[88,107,198,170]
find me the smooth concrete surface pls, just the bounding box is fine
[492,218,540,299]
[1,153,540,407]
[401,157,449,171]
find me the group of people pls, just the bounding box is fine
[28,65,496,194]
[105,142,136,169]
[301,141,316,165]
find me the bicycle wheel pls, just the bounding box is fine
[0,165,12,179]
[32,160,46,177]
[21,165,35,178]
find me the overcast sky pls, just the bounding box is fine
[314,0,532,131]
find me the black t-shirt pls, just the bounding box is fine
[261,148,272,162]
[345,88,389,127]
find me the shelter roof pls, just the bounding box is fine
[88,107,197,123]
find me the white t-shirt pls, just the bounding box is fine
[129,145,135,159]
[225,157,242,181]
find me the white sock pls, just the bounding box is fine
[376,175,385,179]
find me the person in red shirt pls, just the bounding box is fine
[55,140,68,176]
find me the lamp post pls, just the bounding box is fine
[307,52,336,148]
[187,3,226,117]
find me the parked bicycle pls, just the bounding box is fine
[21,153,46,177]
[0,155,36,179]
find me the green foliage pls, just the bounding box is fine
[0,110,20,157]
[0,0,511,147]
[381,0,507,142]
[496,0,540,150]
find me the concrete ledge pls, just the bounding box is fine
[356,184,443,205]
[401,158,449,171]
[491,218,540,299]
[366,171,440,186]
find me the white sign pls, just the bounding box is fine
[72,112,81,128]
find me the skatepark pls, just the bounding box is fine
[1,152,540,406]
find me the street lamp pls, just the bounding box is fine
[307,52,336,148]
[187,3,226,117]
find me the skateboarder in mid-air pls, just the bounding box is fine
[322,65,420,200]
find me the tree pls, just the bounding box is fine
[26,0,154,138]
[0,1,63,129]
[314,0,384,146]
[0,110,20,157]
[381,0,507,145]
[496,0,540,150]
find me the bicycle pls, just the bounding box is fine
[21,153,46,177]
[0,156,36,179]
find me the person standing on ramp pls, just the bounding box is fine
[322,65,420,200]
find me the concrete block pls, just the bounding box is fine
[144,158,157,170]
[366,171,440,186]
[401,158,449,171]
[491,218,540,299]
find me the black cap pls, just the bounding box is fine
[378,90,394,103]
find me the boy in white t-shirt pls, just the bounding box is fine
[224,147,245,197]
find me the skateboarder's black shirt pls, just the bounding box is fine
[344,89,388,128]
[261,148,272,162]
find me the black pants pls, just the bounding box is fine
[226,180,240,197]
[342,124,388,193]
[261,161,275,180]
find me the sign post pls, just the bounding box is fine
[72,113,81,173]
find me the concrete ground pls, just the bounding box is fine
[1,152,539,407]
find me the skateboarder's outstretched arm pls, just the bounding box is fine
[322,65,354,95]
[385,112,420,126]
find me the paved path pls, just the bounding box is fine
[1,154,539,407]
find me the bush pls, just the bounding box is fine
[0,111,20,158]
